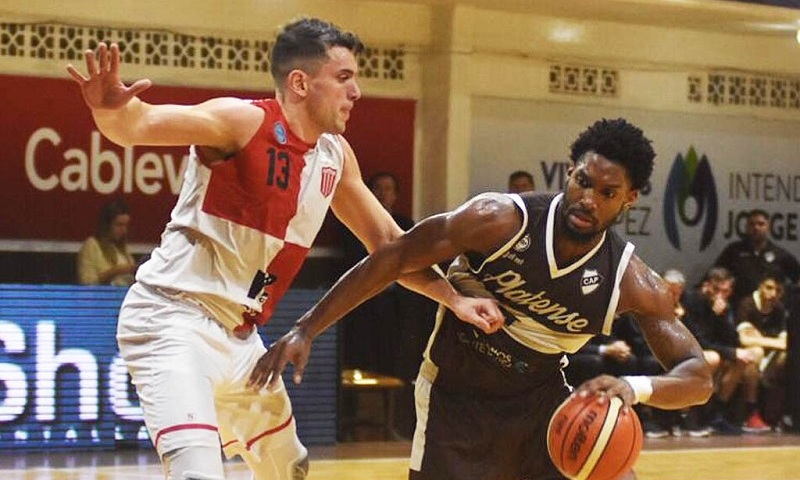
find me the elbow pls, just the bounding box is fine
[698,376,714,405]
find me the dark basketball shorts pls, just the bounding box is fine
[409,312,571,480]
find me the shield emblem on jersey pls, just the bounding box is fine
[581,269,602,295]
[320,167,337,197]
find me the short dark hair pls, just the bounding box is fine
[749,209,769,221]
[704,266,733,284]
[97,198,129,240]
[508,170,534,184]
[271,17,364,90]
[569,118,655,191]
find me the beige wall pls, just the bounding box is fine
[3,0,800,216]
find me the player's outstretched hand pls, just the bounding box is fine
[248,327,312,391]
[449,295,505,334]
[66,42,152,110]
[574,374,637,408]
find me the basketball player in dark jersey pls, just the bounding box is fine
[251,118,714,480]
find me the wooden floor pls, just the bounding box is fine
[1,433,800,479]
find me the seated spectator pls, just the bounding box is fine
[736,274,789,430]
[77,198,137,287]
[564,334,636,388]
[684,267,762,435]
[507,170,535,193]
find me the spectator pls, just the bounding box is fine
[715,209,800,307]
[337,172,436,439]
[684,267,762,435]
[340,172,414,267]
[76,198,137,286]
[507,170,535,193]
[565,334,636,388]
[736,273,788,430]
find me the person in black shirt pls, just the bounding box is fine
[736,274,788,430]
[684,267,762,435]
[715,209,800,307]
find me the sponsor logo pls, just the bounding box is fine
[273,122,288,144]
[456,330,529,373]
[513,234,531,252]
[663,146,718,251]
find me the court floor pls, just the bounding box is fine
[1,433,799,479]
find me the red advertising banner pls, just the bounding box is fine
[0,74,415,246]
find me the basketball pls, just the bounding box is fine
[547,392,643,480]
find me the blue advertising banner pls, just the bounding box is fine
[0,285,334,451]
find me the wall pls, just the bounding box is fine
[2,0,800,284]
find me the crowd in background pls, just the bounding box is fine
[47,170,800,440]
[565,208,799,437]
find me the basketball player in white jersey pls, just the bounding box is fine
[253,119,714,479]
[67,17,503,480]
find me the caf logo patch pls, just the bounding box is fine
[580,269,602,295]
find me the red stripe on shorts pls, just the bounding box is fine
[246,415,294,450]
[154,423,218,448]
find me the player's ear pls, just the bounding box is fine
[624,190,639,209]
[287,70,309,97]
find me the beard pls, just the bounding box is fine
[561,213,600,242]
[558,201,615,243]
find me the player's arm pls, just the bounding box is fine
[613,257,713,408]
[249,193,519,388]
[67,42,260,159]
[330,138,502,330]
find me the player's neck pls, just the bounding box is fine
[552,218,604,266]
[277,97,323,145]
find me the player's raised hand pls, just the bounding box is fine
[248,327,312,391]
[66,42,152,110]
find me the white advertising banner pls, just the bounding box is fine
[470,98,800,285]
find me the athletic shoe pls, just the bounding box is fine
[680,413,711,437]
[710,418,743,436]
[644,426,670,439]
[743,411,771,433]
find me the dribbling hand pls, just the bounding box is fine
[575,374,637,408]
[66,42,152,110]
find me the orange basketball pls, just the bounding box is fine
[547,392,643,480]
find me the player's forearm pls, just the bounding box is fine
[295,248,406,341]
[91,97,151,147]
[644,357,713,409]
[396,266,458,311]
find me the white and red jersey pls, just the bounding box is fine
[136,99,343,331]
